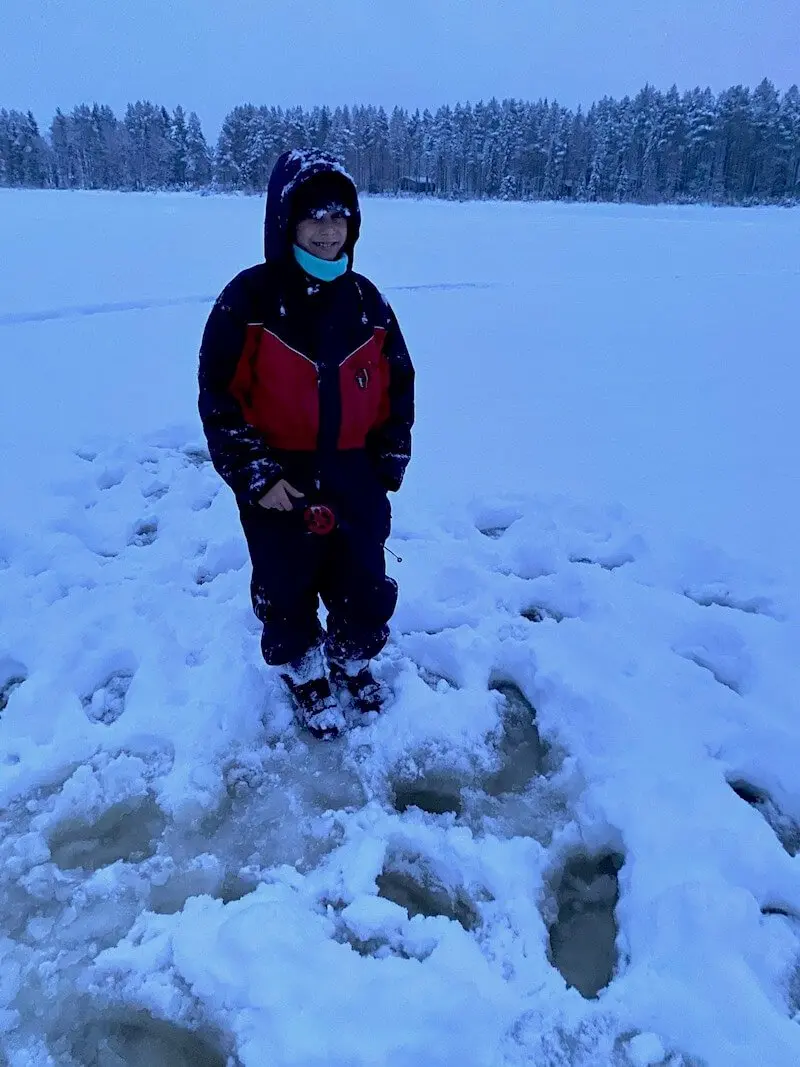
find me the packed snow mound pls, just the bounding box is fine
[1,427,799,1066]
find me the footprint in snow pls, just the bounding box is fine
[223,752,267,798]
[181,444,212,468]
[48,794,167,872]
[392,679,556,819]
[478,523,515,539]
[673,622,753,695]
[66,1012,232,1067]
[484,680,548,796]
[728,779,800,858]
[506,1013,695,1067]
[548,851,624,999]
[128,518,158,547]
[218,869,262,906]
[416,665,461,692]
[570,550,636,572]
[393,777,464,816]
[521,604,567,623]
[0,660,26,714]
[82,669,134,725]
[146,856,259,916]
[141,479,169,501]
[95,465,126,491]
[683,584,779,620]
[194,538,248,587]
[473,502,524,540]
[190,490,219,512]
[376,850,481,931]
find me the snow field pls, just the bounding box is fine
[2,190,799,580]
[0,428,798,1065]
[1,190,799,1065]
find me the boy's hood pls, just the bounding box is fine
[264,150,361,266]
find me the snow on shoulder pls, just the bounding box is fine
[0,427,799,1066]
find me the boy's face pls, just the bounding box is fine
[295,210,348,261]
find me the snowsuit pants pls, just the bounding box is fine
[238,459,397,668]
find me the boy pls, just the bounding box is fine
[198,150,415,740]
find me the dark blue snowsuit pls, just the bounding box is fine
[198,151,415,668]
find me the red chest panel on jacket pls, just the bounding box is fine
[339,328,389,449]
[229,325,389,451]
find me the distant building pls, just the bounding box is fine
[398,176,436,194]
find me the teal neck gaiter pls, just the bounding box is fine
[293,244,348,282]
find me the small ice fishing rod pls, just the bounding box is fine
[293,498,403,562]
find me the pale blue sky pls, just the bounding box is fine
[2,0,798,133]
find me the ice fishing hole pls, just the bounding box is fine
[728,779,800,856]
[485,680,547,795]
[376,861,479,930]
[548,851,623,999]
[69,1012,231,1067]
[49,794,167,871]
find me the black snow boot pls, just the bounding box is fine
[280,646,346,741]
[329,659,385,715]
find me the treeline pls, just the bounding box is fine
[0,103,212,191]
[2,79,799,204]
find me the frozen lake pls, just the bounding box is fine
[1,190,799,1066]
[1,190,798,576]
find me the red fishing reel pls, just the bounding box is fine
[303,503,337,536]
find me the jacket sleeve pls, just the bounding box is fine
[368,301,415,492]
[198,278,284,506]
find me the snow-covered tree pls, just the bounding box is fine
[185,111,212,188]
[0,109,49,187]
[123,101,172,189]
[775,85,800,199]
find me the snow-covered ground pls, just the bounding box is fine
[0,189,799,1066]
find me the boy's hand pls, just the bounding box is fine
[258,480,305,511]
